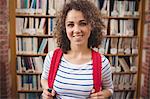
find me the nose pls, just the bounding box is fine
[73,25,81,34]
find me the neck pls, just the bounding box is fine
[70,44,90,54]
[67,46,91,58]
[64,46,92,65]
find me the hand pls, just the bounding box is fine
[89,89,106,99]
[42,88,56,99]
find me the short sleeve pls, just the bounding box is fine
[41,51,54,80]
[101,55,114,94]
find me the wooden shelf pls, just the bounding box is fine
[16,13,56,18]
[17,72,42,75]
[103,35,138,38]
[104,54,138,56]
[102,16,140,19]
[16,34,53,38]
[18,90,43,93]
[114,89,135,92]
[16,34,138,38]
[16,53,138,57]
[17,53,47,57]
[112,72,137,75]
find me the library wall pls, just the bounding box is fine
[12,0,145,99]
[0,0,147,99]
[0,0,12,98]
[141,0,150,98]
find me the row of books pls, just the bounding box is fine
[16,0,99,15]
[16,37,138,55]
[17,75,42,91]
[16,17,56,35]
[109,56,137,73]
[16,38,57,54]
[99,37,138,55]
[109,19,135,36]
[18,91,135,99]
[113,74,136,90]
[99,0,139,17]
[102,19,136,36]
[112,91,135,99]
[16,0,62,15]
[18,92,135,99]
[17,74,136,96]
[102,19,137,37]
[16,56,43,73]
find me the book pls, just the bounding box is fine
[110,19,118,35]
[100,0,109,16]
[38,38,48,53]
[48,0,56,16]
[32,57,43,73]
[118,38,124,54]
[131,37,138,54]
[123,38,131,54]
[118,58,130,72]
[41,0,47,15]
[48,38,57,52]
[104,38,110,54]
[110,38,118,54]
[16,18,24,34]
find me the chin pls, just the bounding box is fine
[74,42,86,46]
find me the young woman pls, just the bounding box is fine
[41,0,113,98]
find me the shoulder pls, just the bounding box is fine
[45,50,55,60]
[45,48,63,63]
[100,54,111,70]
[100,54,109,64]
[92,50,110,64]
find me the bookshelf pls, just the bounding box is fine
[9,0,144,99]
[98,0,145,98]
[13,0,63,98]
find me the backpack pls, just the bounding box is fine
[48,48,102,92]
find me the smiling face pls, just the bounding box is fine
[65,9,92,48]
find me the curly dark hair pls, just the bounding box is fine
[54,0,104,53]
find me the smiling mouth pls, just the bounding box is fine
[73,34,83,37]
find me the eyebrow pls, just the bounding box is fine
[66,20,87,24]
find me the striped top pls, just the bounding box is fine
[41,51,114,99]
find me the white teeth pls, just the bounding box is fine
[73,34,83,37]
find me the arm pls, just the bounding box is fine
[41,79,49,89]
[101,55,114,95]
[41,51,56,98]
[40,52,51,89]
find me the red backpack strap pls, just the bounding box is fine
[48,48,63,88]
[92,49,102,92]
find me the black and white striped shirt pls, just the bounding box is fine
[41,51,114,99]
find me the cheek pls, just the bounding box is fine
[66,28,73,39]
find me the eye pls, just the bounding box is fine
[67,23,74,27]
[80,22,87,26]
